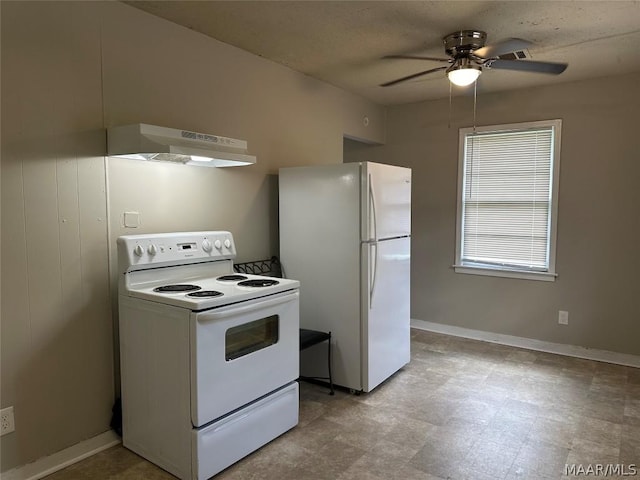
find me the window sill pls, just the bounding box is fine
[453,265,557,282]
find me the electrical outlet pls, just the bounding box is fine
[1,406,15,436]
[558,310,569,325]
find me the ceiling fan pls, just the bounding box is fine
[381,30,568,88]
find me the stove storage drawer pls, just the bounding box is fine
[192,381,298,480]
[190,290,300,427]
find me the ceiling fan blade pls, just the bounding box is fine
[380,66,448,87]
[383,54,451,63]
[474,38,533,59]
[489,59,568,74]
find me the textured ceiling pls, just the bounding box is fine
[125,1,640,105]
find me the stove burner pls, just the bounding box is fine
[186,290,224,298]
[153,284,201,293]
[217,275,248,281]
[237,279,280,288]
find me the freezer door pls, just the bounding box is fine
[361,236,411,392]
[362,162,412,241]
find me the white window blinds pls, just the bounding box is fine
[460,125,556,272]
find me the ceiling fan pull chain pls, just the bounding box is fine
[473,80,478,133]
[448,81,452,129]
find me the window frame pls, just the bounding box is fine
[454,119,562,282]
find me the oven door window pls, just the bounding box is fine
[225,315,279,361]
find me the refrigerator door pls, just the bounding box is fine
[361,236,411,392]
[362,162,412,242]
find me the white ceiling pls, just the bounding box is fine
[125,1,640,105]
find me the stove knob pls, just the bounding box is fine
[224,239,232,249]
[133,245,144,257]
[202,239,213,253]
[147,244,158,256]
[214,240,222,250]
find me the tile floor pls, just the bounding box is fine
[46,329,640,480]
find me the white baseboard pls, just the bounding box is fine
[411,319,640,369]
[1,430,121,480]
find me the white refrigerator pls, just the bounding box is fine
[279,161,411,392]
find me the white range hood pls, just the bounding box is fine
[107,124,256,167]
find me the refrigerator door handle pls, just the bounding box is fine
[369,242,378,304]
[368,173,378,241]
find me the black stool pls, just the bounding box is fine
[299,329,334,395]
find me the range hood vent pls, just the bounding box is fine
[107,124,256,167]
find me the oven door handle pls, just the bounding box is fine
[198,290,299,320]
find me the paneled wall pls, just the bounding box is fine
[0,1,384,472]
[1,1,112,470]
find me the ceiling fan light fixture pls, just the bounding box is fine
[448,65,481,86]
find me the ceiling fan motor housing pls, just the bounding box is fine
[443,30,487,58]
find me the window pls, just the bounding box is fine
[455,119,561,281]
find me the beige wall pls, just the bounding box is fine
[346,72,640,357]
[0,1,384,472]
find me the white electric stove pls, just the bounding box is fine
[118,231,300,480]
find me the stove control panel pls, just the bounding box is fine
[117,231,236,272]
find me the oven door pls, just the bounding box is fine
[190,290,299,427]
